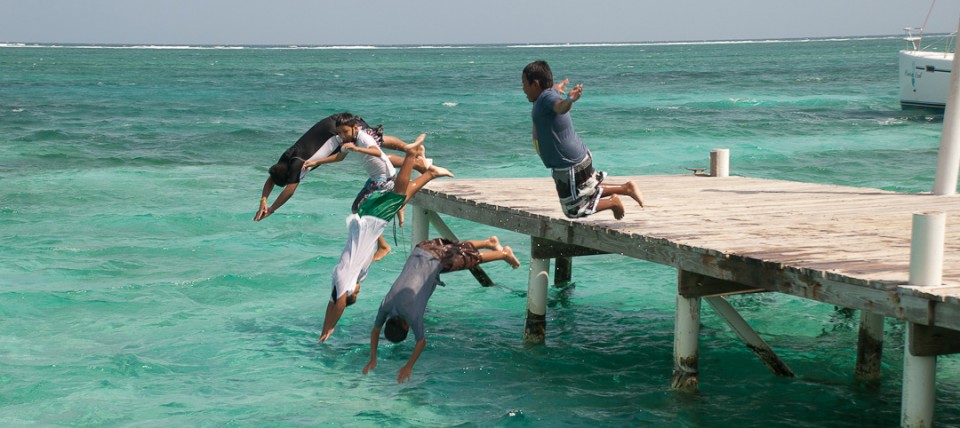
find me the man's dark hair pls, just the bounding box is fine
[384,317,409,343]
[269,162,289,186]
[522,60,554,90]
[335,112,360,128]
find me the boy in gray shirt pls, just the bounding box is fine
[362,236,520,384]
[521,60,644,219]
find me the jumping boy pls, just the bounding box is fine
[254,113,432,224]
[319,136,453,343]
[521,60,644,220]
[362,236,521,384]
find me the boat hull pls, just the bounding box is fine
[899,50,953,109]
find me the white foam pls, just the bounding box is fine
[442,102,458,107]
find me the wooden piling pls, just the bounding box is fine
[855,311,884,381]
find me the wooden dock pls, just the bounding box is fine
[408,172,960,424]
[411,174,960,329]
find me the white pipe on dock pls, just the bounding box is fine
[932,18,960,196]
[672,293,701,392]
[710,149,729,177]
[901,211,946,428]
[524,256,550,343]
[411,206,430,249]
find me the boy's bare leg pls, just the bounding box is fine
[464,236,502,251]
[595,195,625,220]
[394,135,454,203]
[600,181,644,208]
[386,153,431,174]
[479,245,521,269]
[384,135,431,173]
[374,235,391,262]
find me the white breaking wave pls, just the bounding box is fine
[442,102,458,107]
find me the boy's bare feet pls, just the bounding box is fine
[487,236,503,251]
[625,181,644,208]
[428,165,454,178]
[502,246,521,269]
[609,195,625,220]
[403,134,424,155]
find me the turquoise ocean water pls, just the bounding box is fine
[1,37,958,426]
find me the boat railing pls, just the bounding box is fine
[903,27,956,53]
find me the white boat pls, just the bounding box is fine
[899,28,955,109]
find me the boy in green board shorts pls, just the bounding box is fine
[319,136,452,342]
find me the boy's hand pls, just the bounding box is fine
[363,360,377,375]
[397,365,413,383]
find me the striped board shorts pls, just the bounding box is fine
[351,176,396,213]
[551,152,607,218]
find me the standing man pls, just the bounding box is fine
[254,113,434,223]
[362,236,520,384]
[521,60,644,220]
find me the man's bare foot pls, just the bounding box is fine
[374,244,392,262]
[428,165,454,178]
[318,328,334,343]
[502,246,521,269]
[625,181,644,208]
[609,195,625,220]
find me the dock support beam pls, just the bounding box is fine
[901,211,946,428]
[705,296,794,377]
[525,253,549,344]
[672,271,701,392]
[554,256,572,286]
[855,311,884,381]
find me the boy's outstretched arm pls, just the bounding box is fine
[319,295,347,342]
[363,327,381,375]
[397,338,426,384]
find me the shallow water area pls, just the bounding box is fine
[1,37,958,426]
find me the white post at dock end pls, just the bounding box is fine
[709,149,729,177]
[411,206,430,250]
[901,211,946,428]
[931,18,960,196]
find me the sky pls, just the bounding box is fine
[2,0,959,46]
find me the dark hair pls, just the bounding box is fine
[384,317,409,343]
[268,162,289,186]
[335,112,360,128]
[522,60,553,89]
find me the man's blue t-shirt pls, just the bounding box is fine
[531,88,587,169]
